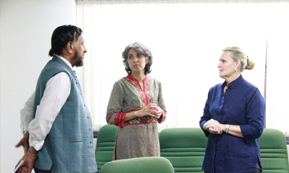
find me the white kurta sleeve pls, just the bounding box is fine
[28,72,71,151]
[20,92,35,134]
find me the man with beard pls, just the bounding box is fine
[15,25,98,173]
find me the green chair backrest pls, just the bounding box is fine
[259,128,289,173]
[95,124,118,171]
[99,156,175,173]
[159,128,207,173]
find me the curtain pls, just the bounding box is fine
[75,1,288,134]
[265,3,289,134]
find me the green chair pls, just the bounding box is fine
[99,156,175,173]
[159,128,208,173]
[259,128,289,173]
[95,124,118,171]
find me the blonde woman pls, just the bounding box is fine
[200,47,265,173]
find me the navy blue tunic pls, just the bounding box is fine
[200,75,265,173]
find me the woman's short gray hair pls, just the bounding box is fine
[122,42,153,75]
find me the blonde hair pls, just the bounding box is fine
[222,46,255,72]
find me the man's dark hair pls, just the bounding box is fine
[49,25,82,56]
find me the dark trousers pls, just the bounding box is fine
[34,168,51,173]
[204,169,262,173]
[34,168,98,173]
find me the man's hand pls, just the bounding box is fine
[15,131,29,153]
[15,147,37,173]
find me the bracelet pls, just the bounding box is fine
[225,124,230,133]
[28,148,37,160]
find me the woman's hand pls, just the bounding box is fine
[150,104,163,119]
[203,119,224,134]
[135,103,163,119]
[125,104,163,121]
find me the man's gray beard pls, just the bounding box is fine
[73,50,84,67]
[75,59,83,67]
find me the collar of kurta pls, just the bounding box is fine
[127,74,149,83]
[222,75,244,90]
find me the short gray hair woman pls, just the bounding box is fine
[122,42,153,75]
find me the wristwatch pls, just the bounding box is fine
[225,124,230,133]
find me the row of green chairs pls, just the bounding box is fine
[159,128,207,173]
[95,125,289,173]
[259,129,289,173]
[99,156,174,173]
[95,124,174,173]
[94,124,118,170]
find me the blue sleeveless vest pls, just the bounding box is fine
[32,56,97,172]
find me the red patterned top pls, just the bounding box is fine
[106,75,167,160]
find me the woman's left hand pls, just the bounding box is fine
[204,119,224,134]
[149,103,163,119]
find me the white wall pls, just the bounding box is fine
[0,0,76,172]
